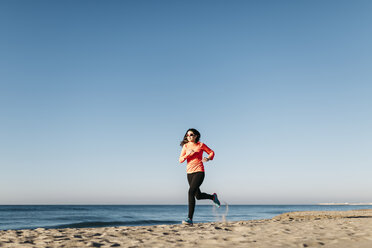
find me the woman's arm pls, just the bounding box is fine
[179,145,194,163]
[202,143,215,161]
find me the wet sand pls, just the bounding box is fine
[1,209,372,247]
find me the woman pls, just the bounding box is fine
[179,128,220,225]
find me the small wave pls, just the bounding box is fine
[122,215,135,219]
[45,220,179,229]
[43,216,107,221]
[264,211,287,215]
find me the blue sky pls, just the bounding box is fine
[1,0,371,204]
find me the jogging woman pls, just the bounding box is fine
[179,128,220,225]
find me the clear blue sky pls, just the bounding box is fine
[1,0,371,204]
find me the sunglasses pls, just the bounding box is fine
[187,134,195,137]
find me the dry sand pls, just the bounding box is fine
[1,209,372,248]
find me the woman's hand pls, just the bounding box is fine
[202,157,210,162]
[186,149,194,156]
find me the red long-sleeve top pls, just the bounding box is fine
[179,141,215,174]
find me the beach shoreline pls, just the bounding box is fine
[1,209,372,247]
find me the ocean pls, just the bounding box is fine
[1,205,372,231]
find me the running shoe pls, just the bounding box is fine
[212,193,221,208]
[182,217,193,225]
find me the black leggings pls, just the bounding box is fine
[187,172,213,220]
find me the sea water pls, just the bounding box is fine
[1,205,372,230]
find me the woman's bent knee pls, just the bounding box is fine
[195,193,202,200]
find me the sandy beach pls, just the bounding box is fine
[1,209,372,248]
